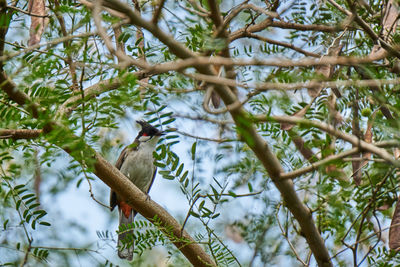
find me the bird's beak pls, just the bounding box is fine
[156,131,166,136]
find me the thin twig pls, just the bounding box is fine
[151,0,166,24]
[176,130,233,143]
[281,147,360,179]
[19,239,32,267]
[7,5,50,17]
[259,115,399,168]
[276,204,308,266]
[243,32,320,57]
[0,22,126,63]
[81,152,112,209]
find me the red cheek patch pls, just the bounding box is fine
[119,201,132,218]
[142,133,148,136]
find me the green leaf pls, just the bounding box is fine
[26,214,32,223]
[29,203,40,210]
[14,184,25,190]
[39,221,51,226]
[17,189,28,195]
[180,171,188,183]
[176,163,184,176]
[21,194,35,200]
[159,170,170,176]
[211,213,220,219]
[191,142,197,160]
[247,182,253,193]
[171,158,179,171]
[16,199,21,210]
[154,161,166,168]
[76,178,83,188]
[162,118,175,125]
[198,200,205,211]
[23,209,29,219]
[163,175,175,180]
[160,144,166,159]
[189,211,200,218]
[228,191,237,197]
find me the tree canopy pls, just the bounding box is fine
[1,0,400,266]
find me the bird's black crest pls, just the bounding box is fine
[136,120,152,129]
[136,120,162,136]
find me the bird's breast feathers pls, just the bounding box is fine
[119,141,157,192]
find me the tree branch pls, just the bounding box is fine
[230,18,348,42]
[0,129,42,139]
[281,147,359,179]
[243,32,320,57]
[185,72,400,92]
[151,0,166,24]
[260,115,399,167]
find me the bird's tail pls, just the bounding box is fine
[117,202,134,261]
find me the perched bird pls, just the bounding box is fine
[110,120,164,260]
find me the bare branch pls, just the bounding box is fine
[0,72,40,118]
[281,147,359,180]
[276,204,308,266]
[151,0,166,24]
[6,5,49,17]
[243,32,320,58]
[28,0,47,46]
[52,0,78,91]
[326,0,351,16]
[261,115,399,167]
[185,72,400,92]
[176,129,233,143]
[230,18,348,42]
[142,54,388,72]
[0,129,42,139]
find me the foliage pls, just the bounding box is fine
[0,0,400,266]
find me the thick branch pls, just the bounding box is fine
[0,129,42,139]
[151,0,166,24]
[93,153,215,266]
[0,72,40,117]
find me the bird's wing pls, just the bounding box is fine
[110,146,130,211]
[146,167,157,194]
[115,146,129,170]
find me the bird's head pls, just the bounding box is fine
[136,120,165,143]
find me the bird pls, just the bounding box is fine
[110,120,164,261]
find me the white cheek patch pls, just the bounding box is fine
[139,135,152,142]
